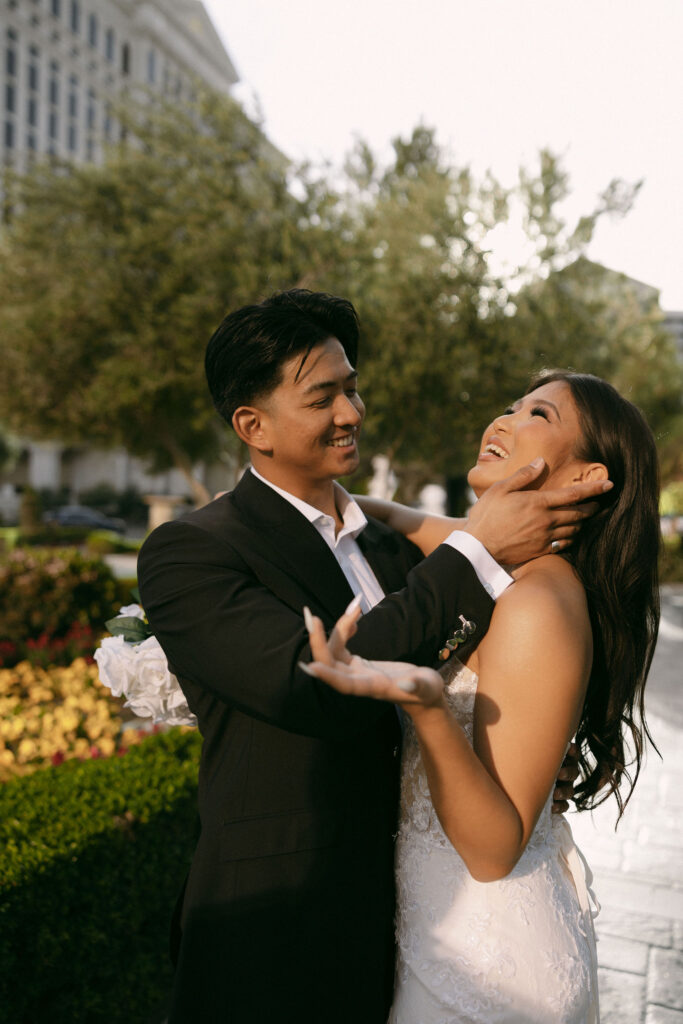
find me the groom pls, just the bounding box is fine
[138,290,603,1024]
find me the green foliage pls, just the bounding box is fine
[0,727,201,1023]
[84,529,143,556]
[661,481,683,516]
[18,486,42,535]
[2,524,92,548]
[311,135,682,489]
[0,91,325,504]
[660,534,683,583]
[1,100,680,497]
[0,547,120,653]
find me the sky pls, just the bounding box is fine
[203,0,683,310]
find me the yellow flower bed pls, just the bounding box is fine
[0,657,146,781]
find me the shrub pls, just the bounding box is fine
[0,728,201,1024]
[85,530,143,557]
[0,547,121,666]
[16,524,93,547]
[0,656,151,778]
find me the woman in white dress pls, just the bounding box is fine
[303,371,660,1024]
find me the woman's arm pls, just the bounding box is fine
[304,563,591,881]
[355,495,467,556]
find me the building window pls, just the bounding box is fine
[105,27,114,62]
[4,120,14,149]
[88,12,98,48]
[51,0,61,17]
[5,83,15,113]
[49,63,59,104]
[86,88,95,129]
[70,0,80,34]
[68,73,78,117]
[103,102,112,140]
[147,48,156,84]
[68,122,76,151]
[27,96,37,127]
[49,109,58,139]
[121,41,129,75]
[27,132,37,151]
[28,58,39,92]
[6,44,17,78]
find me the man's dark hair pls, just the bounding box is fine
[205,289,360,426]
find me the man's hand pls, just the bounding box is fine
[464,458,612,565]
[552,742,580,814]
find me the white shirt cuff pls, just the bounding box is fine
[443,531,513,600]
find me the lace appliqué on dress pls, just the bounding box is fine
[390,659,599,1024]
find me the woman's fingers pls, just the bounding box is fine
[328,595,362,662]
[302,658,444,706]
[303,607,335,665]
[303,598,362,666]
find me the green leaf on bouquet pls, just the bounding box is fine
[130,586,142,604]
[105,616,153,643]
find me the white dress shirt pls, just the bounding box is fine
[249,467,512,606]
[250,467,385,611]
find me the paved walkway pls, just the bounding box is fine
[570,585,683,1023]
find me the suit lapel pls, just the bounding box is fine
[357,518,416,595]
[228,471,355,620]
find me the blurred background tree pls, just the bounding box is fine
[1,92,680,508]
[0,91,332,503]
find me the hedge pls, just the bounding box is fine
[0,728,201,1023]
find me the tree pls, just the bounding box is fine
[305,138,682,499]
[0,91,331,503]
[2,108,679,507]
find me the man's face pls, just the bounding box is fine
[252,337,365,498]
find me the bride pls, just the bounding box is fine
[303,371,660,1023]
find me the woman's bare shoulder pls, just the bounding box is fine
[483,556,591,664]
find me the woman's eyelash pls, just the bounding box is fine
[501,405,549,418]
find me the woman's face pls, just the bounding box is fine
[467,380,595,498]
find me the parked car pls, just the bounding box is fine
[43,505,126,534]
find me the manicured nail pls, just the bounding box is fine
[298,661,316,676]
[531,457,544,468]
[303,607,314,633]
[397,679,416,693]
[344,594,363,616]
[602,481,614,491]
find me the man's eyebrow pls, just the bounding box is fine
[302,370,358,396]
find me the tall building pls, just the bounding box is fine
[1,0,238,171]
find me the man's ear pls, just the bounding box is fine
[232,406,273,453]
[573,462,608,483]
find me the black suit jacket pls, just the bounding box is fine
[137,471,494,1024]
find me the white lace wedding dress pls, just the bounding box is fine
[389,659,600,1024]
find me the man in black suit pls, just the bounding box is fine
[138,290,602,1023]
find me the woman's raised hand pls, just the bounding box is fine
[300,596,445,708]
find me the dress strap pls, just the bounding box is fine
[557,817,601,1024]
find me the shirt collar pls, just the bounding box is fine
[249,466,368,540]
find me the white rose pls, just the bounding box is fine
[117,603,146,620]
[94,635,197,727]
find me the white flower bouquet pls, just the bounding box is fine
[94,602,197,728]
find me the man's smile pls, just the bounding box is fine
[327,432,356,448]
